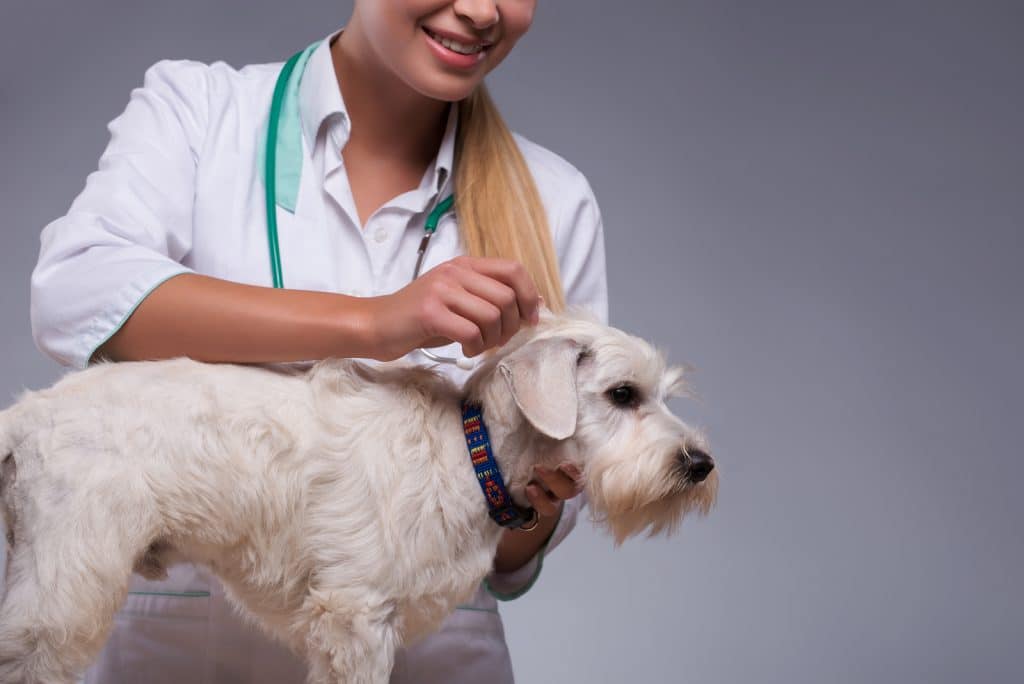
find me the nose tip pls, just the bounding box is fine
[683,448,714,483]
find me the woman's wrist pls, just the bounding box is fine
[349,293,411,362]
[330,294,382,360]
[493,501,562,574]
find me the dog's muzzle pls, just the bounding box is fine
[678,448,714,483]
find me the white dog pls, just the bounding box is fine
[0,312,717,684]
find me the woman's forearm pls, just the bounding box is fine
[92,256,543,366]
[92,273,379,365]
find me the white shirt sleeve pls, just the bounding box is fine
[485,168,609,600]
[30,60,208,369]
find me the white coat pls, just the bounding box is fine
[25,27,608,684]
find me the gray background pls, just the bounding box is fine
[2,1,1022,682]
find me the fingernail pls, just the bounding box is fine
[559,463,581,480]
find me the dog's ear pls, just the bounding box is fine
[498,337,580,440]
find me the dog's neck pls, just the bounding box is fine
[460,360,568,509]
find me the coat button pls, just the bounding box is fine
[373,228,389,243]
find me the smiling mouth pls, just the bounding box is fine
[422,27,490,56]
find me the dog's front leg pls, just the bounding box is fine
[300,590,400,684]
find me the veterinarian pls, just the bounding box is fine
[29,2,606,682]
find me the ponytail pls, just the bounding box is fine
[454,85,565,312]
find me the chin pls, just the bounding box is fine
[402,64,491,103]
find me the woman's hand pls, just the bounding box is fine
[492,463,584,574]
[525,463,583,519]
[365,256,542,362]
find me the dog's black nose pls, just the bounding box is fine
[683,449,714,483]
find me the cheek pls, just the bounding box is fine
[356,3,444,91]
[358,1,424,49]
[576,402,633,454]
[487,1,535,62]
[499,0,536,36]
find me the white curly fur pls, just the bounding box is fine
[0,312,717,683]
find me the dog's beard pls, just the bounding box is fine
[584,444,718,546]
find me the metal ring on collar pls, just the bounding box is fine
[514,508,540,532]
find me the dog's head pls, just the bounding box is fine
[466,310,718,544]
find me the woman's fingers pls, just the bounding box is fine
[455,256,541,325]
[443,288,503,355]
[531,465,583,501]
[452,268,521,347]
[424,306,486,357]
[373,255,542,361]
[525,464,583,518]
[525,483,561,518]
[423,257,539,355]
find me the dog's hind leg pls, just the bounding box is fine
[0,543,49,684]
[299,591,401,684]
[0,498,141,684]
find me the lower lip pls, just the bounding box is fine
[422,28,488,70]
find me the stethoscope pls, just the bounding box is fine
[265,44,471,369]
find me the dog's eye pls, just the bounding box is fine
[607,384,639,408]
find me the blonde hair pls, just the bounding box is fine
[454,85,565,312]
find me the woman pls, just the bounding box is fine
[30,1,607,682]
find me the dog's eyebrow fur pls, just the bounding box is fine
[662,364,695,399]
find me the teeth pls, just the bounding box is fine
[428,29,484,55]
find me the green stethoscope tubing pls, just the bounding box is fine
[264,48,455,290]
